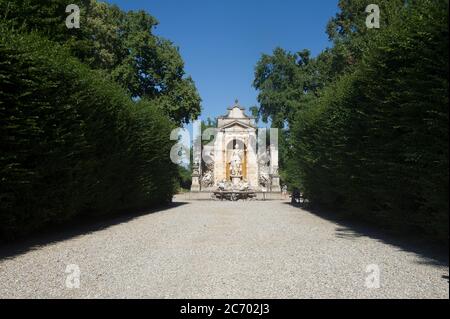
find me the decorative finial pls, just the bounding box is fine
[234,98,239,105]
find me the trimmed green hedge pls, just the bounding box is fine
[291,1,448,242]
[0,27,177,240]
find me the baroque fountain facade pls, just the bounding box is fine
[190,100,281,200]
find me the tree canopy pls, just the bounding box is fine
[1,0,201,124]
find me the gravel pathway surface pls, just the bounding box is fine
[1,196,448,298]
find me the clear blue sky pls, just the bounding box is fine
[106,0,339,122]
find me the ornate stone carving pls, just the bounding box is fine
[190,100,279,194]
[191,160,201,192]
[213,178,256,201]
[201,151,215,188]
[229,144,243,176]
[258,150,271,190]
[201,170,214,188]
[192,161,200,176]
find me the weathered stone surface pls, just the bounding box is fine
[192,100,280,193]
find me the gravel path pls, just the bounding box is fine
[0,196,448,299]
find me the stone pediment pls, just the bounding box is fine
[220,120,256,130]
[217,100,257,129]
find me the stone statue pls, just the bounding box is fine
[229,144,243,176]
[201,170,214,188]
[201,150,215,188]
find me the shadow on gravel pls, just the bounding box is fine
[285,202,449,268]
[0,202,189,261]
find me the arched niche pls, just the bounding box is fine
[225,138,247,181]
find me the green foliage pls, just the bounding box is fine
[0,27,177,240]
[253,48,316,129]
[254,0,449,242]
[292,0,449,241]
[177,165,192,191]
[0,0,201,124]
[326,0,407,72]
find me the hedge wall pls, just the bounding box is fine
[291,1,448,242]
[0,27,177,240]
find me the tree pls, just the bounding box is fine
[0,0,201,124]
[325,0,407,72]
[253,48,316,129]
[253,0,449,242]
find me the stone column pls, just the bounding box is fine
[214,131,225,184]
[270,128,281,192]
[191,120,202,192]
[190,162,201,192]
